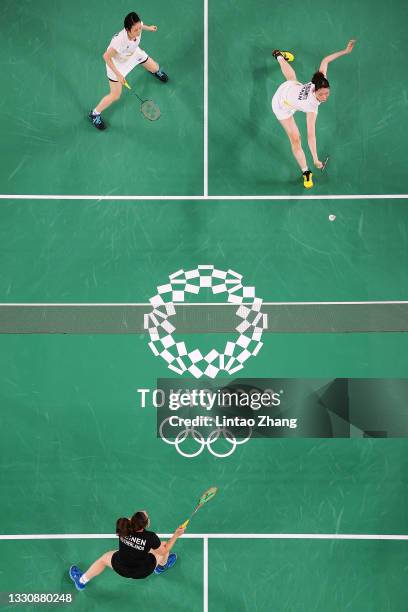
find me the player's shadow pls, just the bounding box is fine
[249,45,293,165]
[248,45,273,141]
[217,44,295,190]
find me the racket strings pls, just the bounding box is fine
[141,100,160,121]
[124,81,160,122]
[180,487,218,530]
[199,487,218,505]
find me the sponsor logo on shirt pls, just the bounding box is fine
[120,535,147,551]
[298,83,312,101]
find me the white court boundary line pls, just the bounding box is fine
[3,533,406,612]
[0,532,407,540]
[1,301,407,306]
[0,194,408,201]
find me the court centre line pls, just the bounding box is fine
[1,533,407,540]
[203,0,208,197]
[0,194,408,201]
[203,537,208,612]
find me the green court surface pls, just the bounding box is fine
[0,199,407,302]
[209,0,408,195]
[0,538,204,612]
[209,539,408,612]
[1,1,408,610]
[0,199,408,611]
[0,0,203,196]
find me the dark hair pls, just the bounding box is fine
[311,71,330,91]
[124,12,141,31]
[116,511,148,537]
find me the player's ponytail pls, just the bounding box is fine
[116,517,131,537]
[116,511,148,537]
[124,12,141,31]
[311,71,330,90]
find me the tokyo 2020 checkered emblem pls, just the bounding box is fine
[144,266,268,378]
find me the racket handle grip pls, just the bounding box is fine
[124,80,131,90]
[180,519,189,529]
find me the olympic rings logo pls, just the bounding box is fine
[145,266,268,379]
[159,416,252,458]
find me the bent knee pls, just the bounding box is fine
[111,90,122,102]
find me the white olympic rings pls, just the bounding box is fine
[159,416,252,458]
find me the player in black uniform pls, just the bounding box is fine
[69,510,184,590]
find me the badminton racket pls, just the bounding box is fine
[180,487,218,530]
[321,155,330,172]
[124,79,160,121]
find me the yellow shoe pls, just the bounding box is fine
[303,171,313,189]
[282,51,295,62]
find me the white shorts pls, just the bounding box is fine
[106,47,149,81]
[271,81,299,120]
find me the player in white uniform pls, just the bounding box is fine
[271,40,356,188]
[89,12,168,130]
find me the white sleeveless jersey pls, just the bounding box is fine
[108,26,144,64]
[279,81,320,114]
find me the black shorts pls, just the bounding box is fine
[111,552,156,580]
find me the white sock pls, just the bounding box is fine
[92,109,100,115]
[277,55,285,62]
[79,574,90,584]
[302,167,309,173]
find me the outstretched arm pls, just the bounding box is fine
[166,527,184,550]
[319,39,356,76]
[306,112,323,169]
[142,24,158,32]
[150,526,185,568]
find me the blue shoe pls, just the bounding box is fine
[154,553,177,574]
[88,110,106,130]
[69,565,86,591]
[153,69,168,83]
